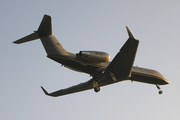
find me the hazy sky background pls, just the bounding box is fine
[1,0,180,120]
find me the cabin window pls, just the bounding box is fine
[144,70,147,73]
[132,68,135,71]
[138,69,141,72]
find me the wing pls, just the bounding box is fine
[41,79,94,97]
[106,26,139,80]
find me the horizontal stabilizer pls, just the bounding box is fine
[13,33,39,44]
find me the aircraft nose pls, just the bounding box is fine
[163,79,170,85]
[165,80,170,84]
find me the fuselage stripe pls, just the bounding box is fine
[48,35,63,55]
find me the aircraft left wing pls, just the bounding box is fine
[105,26,139,80]
[41,79,94,97]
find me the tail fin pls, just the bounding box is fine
[37,15,52,35]
[13,15,69,56]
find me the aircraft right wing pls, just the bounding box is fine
[105,26,139,80]
[41,79,94,97]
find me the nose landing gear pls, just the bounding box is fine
[156,84,163,94]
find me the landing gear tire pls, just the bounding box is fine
[159,90,163,94]
[156,84,163,95]
[94,86,100,93]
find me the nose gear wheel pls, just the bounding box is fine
[156,84,163,95]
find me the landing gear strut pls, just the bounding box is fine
[156,84,163,94]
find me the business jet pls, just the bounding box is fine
[13,15,169,97]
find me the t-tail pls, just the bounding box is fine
[13,15,70,56]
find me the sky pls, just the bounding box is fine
[1,0,180,120]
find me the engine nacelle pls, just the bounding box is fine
[76,51,110,62]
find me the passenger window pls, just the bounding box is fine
[138,69,141,72]
[144,70,147,73]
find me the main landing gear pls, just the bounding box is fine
[156,84,163,94]
[94,86,100,92]
[93,71,117,93]
[93,81,100,93]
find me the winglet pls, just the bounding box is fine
[126,26,135,39]
[41,86,50,95]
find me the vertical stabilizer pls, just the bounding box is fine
[37,15,52,35]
